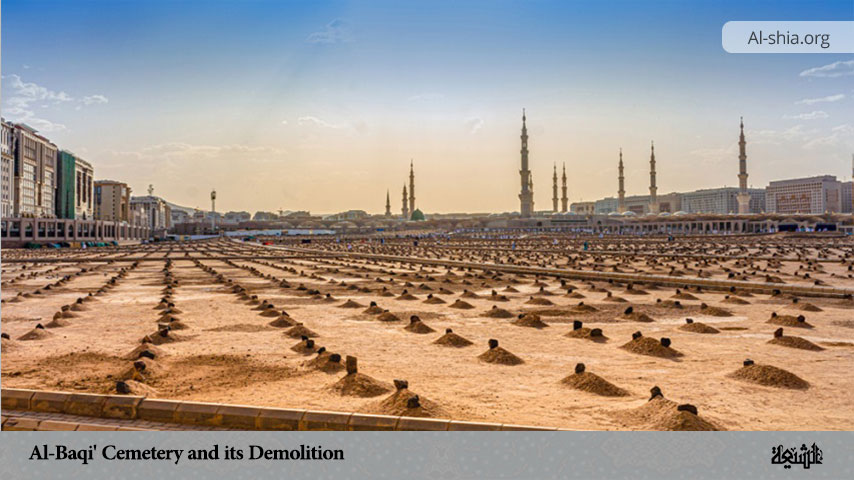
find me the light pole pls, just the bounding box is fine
[210,189,216,233]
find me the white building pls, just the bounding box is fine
[56,150,95,220]
[765,175,842,214]
[223,211,251,224]
[1,119,15,218]
[252,211,280,221]
[171,209,190,225]
[570,201,595,215]
[681,187,766,214]
[11,123,57,217]
[594,193,681,215]
[323,210,369,221]
[841,181,852,214]
[94,180,132,222]
[74,157,95,219]
[130,195,172,230]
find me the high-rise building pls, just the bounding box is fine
[94,180,132,222]
[56,151,94,220]
[74,156,93,219]
[11,123,58,217]
[1,119,15,218]
[840,181,852,214]
[518,109,534,217]
[56,151,76,219]
[765,175,842,214]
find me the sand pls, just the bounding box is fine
[722,295,750,305]
[564,327,608,342]
[768,336,824,351]
[679,322,720,334]
[338,299,364,308]
[125,343,165,361]
[449,299,475,309]
[304,351,345,373]
[698,304,733,317]
[620,336,683,358]
[483,306,514,318]
[611,397,722,431]
[671,291,699,300]
[17,326,53,341]
[620,311,656,323]
[117,379,159,396]
[363,305,385,315]
[525,297,554,306]
[268,315,297,328]
[331,373,392,397]
[285,324,318,338]
[365,388,446,418]
[572,302,599,313]
[3,238,854,431]
[433,330,474,347]
[478,346,524,365]
[561,371,628,397]
[767,314,814,328]
[290,339,318,355]
[423,295,447,304]
[729,364,810,390]
[404,319,436,334]
[376,311,400,322]
[511,313,549,329]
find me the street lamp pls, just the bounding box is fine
[210,189,216,232]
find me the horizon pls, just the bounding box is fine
[2,0,854,214]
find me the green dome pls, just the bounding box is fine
[410,209,425,221]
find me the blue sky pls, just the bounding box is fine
[3,0,853,213]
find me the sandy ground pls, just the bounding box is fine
[2,239,854,430]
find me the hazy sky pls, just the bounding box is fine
[2,0,853,214]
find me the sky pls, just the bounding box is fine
[2,0,854,214]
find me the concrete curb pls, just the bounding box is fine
[2,388,559,431]
[273,245,854,299]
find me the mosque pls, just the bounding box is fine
[370,111,853,235]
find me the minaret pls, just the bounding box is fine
[518,109,534,217]
[617,149,626,213]
[561,163,568,212]
[385,190,391,217]
[649,141,659,214]
[402,185,409,219]
[552,164,558,213]
[409,160,416,214]
[736,117,751,214]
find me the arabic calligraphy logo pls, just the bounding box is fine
[772,443,823,470]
